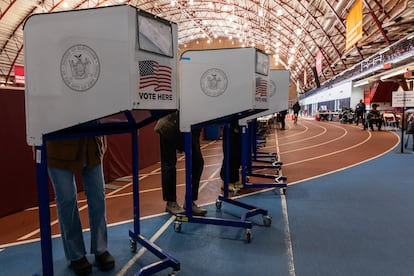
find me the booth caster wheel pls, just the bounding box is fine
[168,271,179,276]
[263,215,272,226]
[129,238,137,252]
[246,229,252,243]
[173,221,182,232]
[215,199,222,209]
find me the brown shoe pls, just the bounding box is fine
[95,251,115,271]
[165,201,185,215]
[70,256,92,275]
[184,202,207,216]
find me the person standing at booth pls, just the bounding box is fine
[47,136,115,275]
[155,111,207,216]
[220,119,242,192]
[278,110,288,130]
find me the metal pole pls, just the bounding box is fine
[401,91,406,153]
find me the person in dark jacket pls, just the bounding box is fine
[292,102,301,124]
[47,136,114,275]
[354,99,366,126]
[366,104,382,131]
[278,110,288,130]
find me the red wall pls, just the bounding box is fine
[0,88,160,217]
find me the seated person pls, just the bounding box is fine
[366,104,382,131]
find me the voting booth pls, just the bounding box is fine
[24,5,178,146]
[24,5,179,275]
[240,69,290,125]
[239,70,290,194]
[179,47,269,131]
[176,48,270,241]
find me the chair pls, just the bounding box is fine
[382,113,396,130]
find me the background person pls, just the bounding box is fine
[292,101,301,124]
[47,136,115,275]
[354,99,366,126]
[366,104,382,131]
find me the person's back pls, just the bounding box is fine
[292,102,300,114]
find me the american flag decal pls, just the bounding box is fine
[139,60,172,92]
[256,77,268,97]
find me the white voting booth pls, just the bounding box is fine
[176,48,271,241]
[179,47,269,132]
[240,69,290,125]
[24,4,178,146]
[24,5,179,275]
[238,70,290,194]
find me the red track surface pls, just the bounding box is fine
[0,118,399,246]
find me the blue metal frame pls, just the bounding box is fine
[176,129,252,232]
[175,121,277,242]
[239,119,288,189]
[33,110,179,276]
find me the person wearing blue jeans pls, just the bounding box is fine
[47,137,114,275]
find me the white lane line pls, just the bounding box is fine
[274,127,296,276]
[281,125,349,154]
[279,125,328,146]
[117,157,221,274]
[281,194,295,276]
[282,132,373,167]
[117,216,176,276]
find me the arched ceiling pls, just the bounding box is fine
[1,0,414,91]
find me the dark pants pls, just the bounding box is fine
[160,130,204,202]
[368,119,382,130]
[220,121,241,183]
[280,115,286,129]
[355,112,364,126]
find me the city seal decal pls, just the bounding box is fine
[200,68,228,97]
[269,79,277,98]
[60,44,100,92]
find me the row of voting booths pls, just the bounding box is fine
[24,4,289,275]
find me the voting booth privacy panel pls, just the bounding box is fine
[24,4,178,145]
[24,5,182,275]
[240,69,290,124]
[179,47,269,131]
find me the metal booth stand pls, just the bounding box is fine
[24,5,180,275]
[174,48,270,242]
[238,70,291,195]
